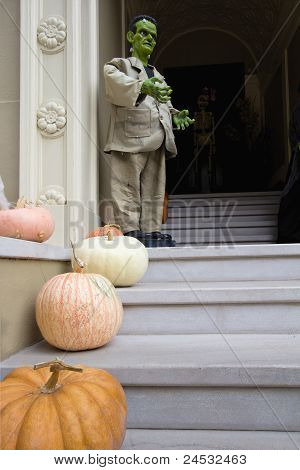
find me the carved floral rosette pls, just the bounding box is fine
[37,16,66,53]
[38,187,66,206]
[37,101,67,138]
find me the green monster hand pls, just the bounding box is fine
[173,110,195,130]
[141,77,173,104]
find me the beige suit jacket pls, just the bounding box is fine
[103,56,178,159]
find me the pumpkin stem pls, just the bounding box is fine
[104,223,120,240]
[70,240,86,273]
[34,358,83,393]
[107,230,114,241]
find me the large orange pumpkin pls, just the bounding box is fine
[36,269,123,351]
[0,198,54,242]
[0,359,127,450]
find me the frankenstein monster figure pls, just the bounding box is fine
[104,15,194,246]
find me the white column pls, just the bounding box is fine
[19,0,99,246]
[19,0,42,202]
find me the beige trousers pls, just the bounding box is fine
[110,147,166,233]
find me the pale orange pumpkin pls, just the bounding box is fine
[86,224,123,239]
[36,268,123,351]
[0,198,54,242]
[0,359,127,450]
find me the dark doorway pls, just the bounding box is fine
[164,63,268,195]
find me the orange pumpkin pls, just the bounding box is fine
[0,198,54,242]
[0,359,127,450]
[86,224,123,239]
[162,192,169,224]
[36,269,123,351]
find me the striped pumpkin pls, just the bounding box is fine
[36,272,123,351]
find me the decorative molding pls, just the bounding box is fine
[37,15,67,53]
[20,0,99,246]
[20,0,41,201]
[37,101,67,137]
[66,0,99,204]
[38,186,66,205]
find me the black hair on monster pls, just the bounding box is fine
[129,15,158,33]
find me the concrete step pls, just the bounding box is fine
[117,280,300,335]
[2,335,300,432]
[168,196,281,208]
[163,226,277,241]
[169,191,282,200]
[144,244,300,282]
[124,386,300,432]
[3,334,299,387]
[170,239,277,245]
[166,192,280,246]
[123,429,300,450]
[164,215,278,229]
[176,241,273,246]
[168,236,278,245]
[168,205,279,218]
[0,236,70,260]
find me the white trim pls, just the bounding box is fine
[86,0,99,205]
[20,0,100,246]
[65,0,99,204]
[66,0,82,202]
[19,0,42,200]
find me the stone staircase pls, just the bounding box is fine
[162,191,281,245]
[1,192,300,450]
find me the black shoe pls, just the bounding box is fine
[145,231,173,240]
[124,230,146,239]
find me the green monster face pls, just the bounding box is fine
[127,19,157,65]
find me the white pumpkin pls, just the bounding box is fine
[71,234,149,287]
